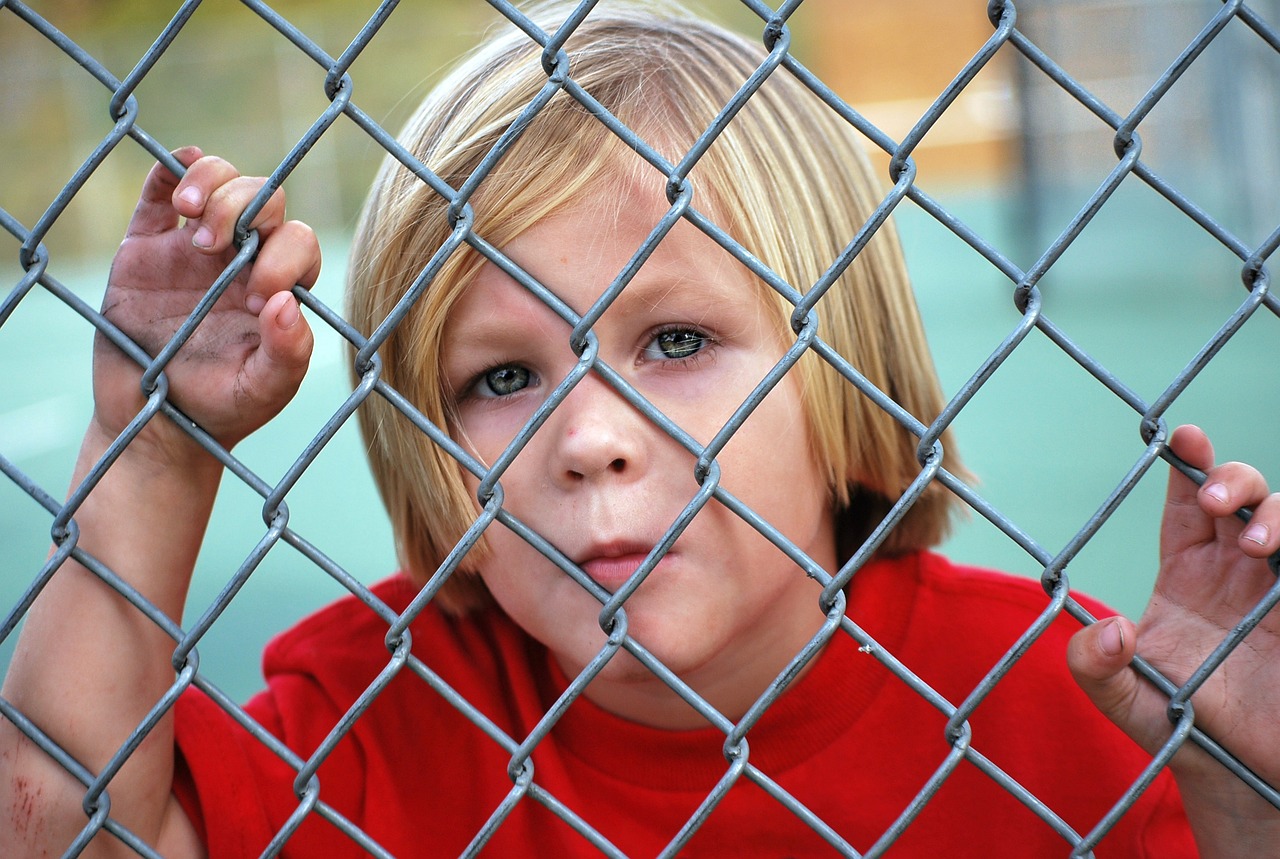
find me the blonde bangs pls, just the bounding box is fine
[346,5,966,613]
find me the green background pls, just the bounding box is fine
[4,191,1278,701]
[2,0,1278,703]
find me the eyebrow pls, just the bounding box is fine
[588,252,753,320]
[453,231,756,345]
[448,289,567,352]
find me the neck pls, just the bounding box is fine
[557,609,829,731]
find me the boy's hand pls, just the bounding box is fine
[95,146,319,464]
[1067,424,1280,855]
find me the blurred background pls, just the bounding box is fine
[2,0,1279,701]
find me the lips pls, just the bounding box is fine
[575,540,670,589]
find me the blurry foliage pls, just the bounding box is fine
[8,1,1274,275]
[2,1,498,264]
[0,0,791,267]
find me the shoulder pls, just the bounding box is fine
[248,576,556,776]
[890,553,1192,846]
[260,575,418,675]
[902,550,1117,629]
[866,551,1118,703]
[259,575,533,698]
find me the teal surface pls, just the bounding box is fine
[2,188,1278,702]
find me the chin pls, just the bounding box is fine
[562,624,707,685]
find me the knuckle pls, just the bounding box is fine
[281,219,315,243]
[199,154,237,177]
[1218,461,1257,484]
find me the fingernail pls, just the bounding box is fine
[1243,523,1270,546]
[276,296,300,328]
[1203,482,1229,505]
[245,293,266,315]
[1099,618,1125,657]
[177,186,203,208]
[192,225,214,249]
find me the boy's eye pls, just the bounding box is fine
[474,365,531,398]
[644,328,708,361]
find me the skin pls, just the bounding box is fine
[0,148,317,858]
[1,153,1278,856]
[442,180,836,729]
[1068,424,1280,856]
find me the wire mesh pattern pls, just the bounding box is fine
[1,0,1279,856]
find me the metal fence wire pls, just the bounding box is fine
[2,0,1280,856]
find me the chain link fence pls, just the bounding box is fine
[2,0,1279,856]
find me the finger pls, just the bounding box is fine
[1240,492,1280,558]
[243,220,321,315]
[171,154,241,221]
[126,147,204,238]
[241,291,313,413]
[191,176,286,255]
[1168,423,1214,474]
[1162,424,1218,557]
[1199,461,1271,518]
[1195,450,1276,558]
[1066,617,1167,754]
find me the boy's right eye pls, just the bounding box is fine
[472,365,533,399]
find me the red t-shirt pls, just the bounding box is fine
[173,551,1194,856]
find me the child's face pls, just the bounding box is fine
[441,177,837,727]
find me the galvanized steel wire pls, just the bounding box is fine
[1,0,1278,856]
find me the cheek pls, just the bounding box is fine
[721,383,824,497]
[475,538,605,648]
[472,527,536,603]
[452,411,550,521]
[455,411,527,468]
[714,390,835,562]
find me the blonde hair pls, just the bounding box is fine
[346,3,964,613]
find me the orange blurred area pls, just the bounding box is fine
[796,0,1016,184]
[0,0,1016,266]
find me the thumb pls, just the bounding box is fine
[1067,616,1148,738]
[127,147,203,237]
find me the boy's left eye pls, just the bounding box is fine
[643,328,708,361]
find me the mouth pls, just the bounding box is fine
[576,540,670,589]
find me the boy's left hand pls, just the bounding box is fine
[1067,424,1280,856]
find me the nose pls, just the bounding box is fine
[546,371,648,487]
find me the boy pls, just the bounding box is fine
[4,4,1280,856]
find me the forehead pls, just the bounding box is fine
[448,176,767,330]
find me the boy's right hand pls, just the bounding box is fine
[0,148,316,858]
[95,146,319,464]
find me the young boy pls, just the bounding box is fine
[4,4,1280,857]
